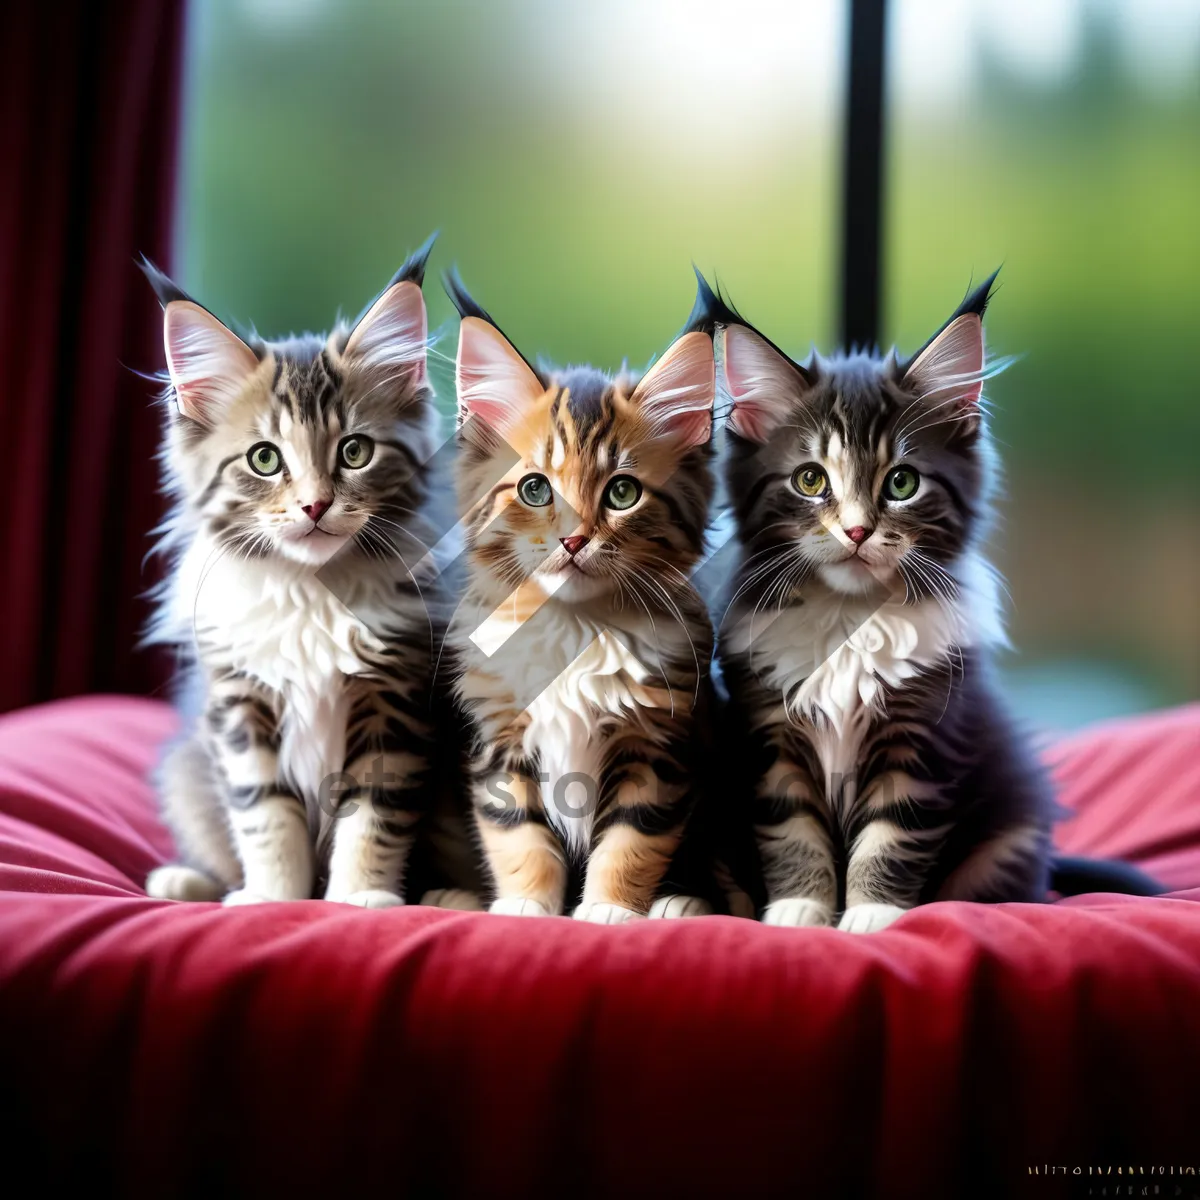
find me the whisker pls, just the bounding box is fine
[615,568,678,717]
[631,570,702,707]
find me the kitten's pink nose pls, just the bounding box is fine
[560,535,590,556]
[302,499,331,523]
[845,525,872,545]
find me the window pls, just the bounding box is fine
[181,0,845,419]
[887,0,1200,724]
[182,0,1198,727]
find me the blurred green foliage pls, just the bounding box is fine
[181,0,836,416]
[888,22,1200,487]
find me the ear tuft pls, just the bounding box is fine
[682,267,744,336]
[388,231,438,288]
[630,331,714,448]
[162,301,260,424]
[344,279,429,385]
[443,266,494,324]
[722,323,810,442]
[456,316,544,436]
[139,257,195,309]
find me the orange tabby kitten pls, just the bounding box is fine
[445,274,718,923]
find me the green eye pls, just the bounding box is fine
[247,442,282,476]
[603,475,642,511]
[884,466,920,501]
[339,435,374,470]
[792,464,827,497]
[517,473,553,507]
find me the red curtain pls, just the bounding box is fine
[0,1,186,712]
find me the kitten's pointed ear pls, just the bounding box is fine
[901,313,985,409]
[344,279,429,386]
[630,331,714,448]
[161,300,260,424]
[142,258,260,423]
[722,323,811,442]
[456,317,544,435]
[899,269,996,411]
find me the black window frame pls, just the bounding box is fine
[840,0,888,351]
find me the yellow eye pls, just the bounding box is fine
[884,466,920,501]
[792,464,827,497]
[338,435,374,469]
[247,442,282,476]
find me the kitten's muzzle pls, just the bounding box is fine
[302,499,331,524]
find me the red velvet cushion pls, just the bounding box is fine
[1,696,1198,1197]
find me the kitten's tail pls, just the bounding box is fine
[1050,854,1164,898]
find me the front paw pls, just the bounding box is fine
[648,894,713,919]
[146,865,224,902]
[838,902,907,933]
[338,889,405,909]
[573,902,642,925]
[489,897,552,917]
[420,888,484,912]
[762,898,834,927]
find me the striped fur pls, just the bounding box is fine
[446,279,718,922]
[712,273,1055,931]
[143,241,446,907]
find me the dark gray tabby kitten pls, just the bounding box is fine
[701,272,1062,932]
[142,237,445,908]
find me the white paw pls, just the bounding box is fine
[221,888,275,907]
[648,894,713,919]
[489,897,551,917]
[420,888,484,912]
[838,902,907,934]
[573,902,643,925]
[339,889,405,909]
[762,898,834,927]
[146,865,224,902]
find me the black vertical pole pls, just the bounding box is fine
[840,0,888,350]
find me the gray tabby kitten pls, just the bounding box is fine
[142,237,443,908]
[704,272,1058,933]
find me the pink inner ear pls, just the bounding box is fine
[632,331,714,448]
[906,314,985,409]
[727,403,773,443]
[344,280,428,385]
[723,323,802,443]
[456,317,543,434]
[163,301,259,423]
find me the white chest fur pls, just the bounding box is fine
[163,535,400,799]
[470,602,664,855]
[729,556,1003,792]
